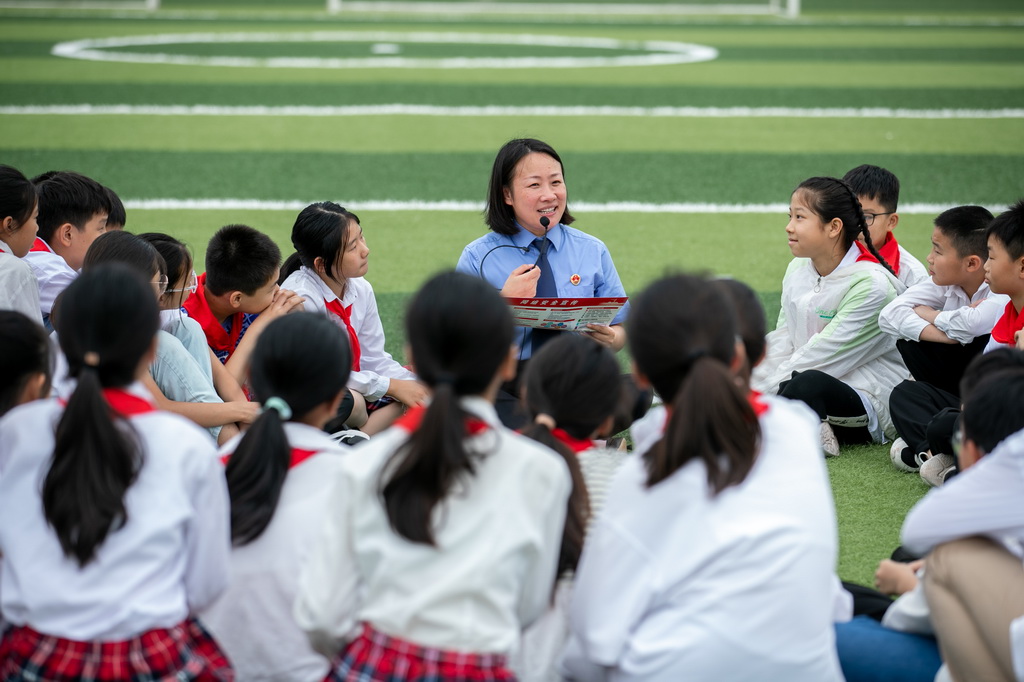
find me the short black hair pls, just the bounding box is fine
[962,368,1024,455]
[959,347,1024,401]
[986,199,1024,261]
[205,224,281,296]
[104,186,126,229]
[0,164,37,228]
[484,138,575,236]
[842,164,900,213]
[934,205,993,259]
[32,170,110,243]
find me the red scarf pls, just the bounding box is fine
[855,233,902,275]
[221,446,318,468]
[182,273,245,355]
[991,301,1024,345]
[61,388,157,416]
[551,428,594,454]
[663,390,769,427]
[29,237,52,253]
[324,297,362,372]
[393,404,489,436]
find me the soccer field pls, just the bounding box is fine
[1,0,1022,585]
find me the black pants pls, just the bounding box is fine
[777,370,872,445]
[896,336,988,398]
[888,379,960,456]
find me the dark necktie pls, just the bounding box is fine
[532,237,557,354]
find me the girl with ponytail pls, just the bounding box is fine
[201,312,352,681]
[751,176,909,455]
[563,273,845,681]
[0,264,232,679]
[296,271,571,682]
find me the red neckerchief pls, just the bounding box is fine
[221,446,318,468]
[991,301,1024,344]
[30,237,52,253]
[60,388,157,416]
[182,272,245,355]
[855,233,902,275]
[393,404,489,435]
[324,297,362,372]
[661,390,769,430]
[551,427,593,454]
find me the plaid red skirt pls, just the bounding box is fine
[327,625,516,682]
[0,618,233,681]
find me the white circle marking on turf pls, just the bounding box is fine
[50,31,719,69]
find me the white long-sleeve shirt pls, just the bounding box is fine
[201,422,350,682]
[294,396,571,656]
[281,266,415,401]
[562,396,845,682]
[752,245,909,441]
[878,279,1007,344]
[0,383,230,640]
[23,238,77,319]
[898,245,929,289]
[0,240,42,324]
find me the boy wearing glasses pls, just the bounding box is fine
[844,164,928,288]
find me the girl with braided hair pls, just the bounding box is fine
[752,176,909,455]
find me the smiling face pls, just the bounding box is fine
[786,188,840,261]
[1,198,39,258]
[502,152,566,236]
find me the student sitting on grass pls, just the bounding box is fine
[752,176,907,456]
[280,202,425,436]
[183,223,304,388]
[901,364,1024,682]
[202,313,352,682]
[25,170,109,330]
[0,165,42,322]
[880,205,1007,474]
[843,164,928,288]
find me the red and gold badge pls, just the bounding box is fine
[570,274,581,286]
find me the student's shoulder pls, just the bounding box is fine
[497,428,572,487]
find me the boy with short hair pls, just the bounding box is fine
[24,171,109,328]
[182,224,304,386]
[843,164,928,288]
[982,198,1024,353]
[104,185,127,230]
[882,206,1008,473]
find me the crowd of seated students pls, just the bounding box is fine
[1,148,1023,682]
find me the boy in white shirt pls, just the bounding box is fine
[23,171,109,329]
[881,206,1006,473]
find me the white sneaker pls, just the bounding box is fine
[920,454,956,487]
[820,422,841,457]
[330,429,369,447]
[889,437,920,473]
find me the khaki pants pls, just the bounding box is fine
[925,537,1024,682]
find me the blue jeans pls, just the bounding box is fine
[152,329,221,441]
[835,615,942,682]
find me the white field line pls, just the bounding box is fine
[3,104,1023,119]
[123,199,1010,215]
[50,31,718,69]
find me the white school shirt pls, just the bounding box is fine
[878,279,1007,344]
[201,423,349,682]
[281,266,415,401]
[0,240,42,323]
[752,244,909,441]
[561,395,845,682]
[295,396,571,656]
[0,383,230,641]
[898,245,929,289]
[902,428,1024,681]
[23,238,77,318]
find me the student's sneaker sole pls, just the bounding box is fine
[920,454,956,487]
[889,437,920,473]
[820,422,841,458]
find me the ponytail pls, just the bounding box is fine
[44,264,158,567]
[225,313,351,546]
[629,274,761,493]
[382,272,514,545]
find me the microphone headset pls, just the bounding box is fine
[478,215,552,280]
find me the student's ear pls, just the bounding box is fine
[887,212,899,232]
[827,218,844,239]
[730,339,747,376]
[57,222,76,248]
[1016,256,1024,279]
[503,186,514,206]
[630,360,652,391]
[228,291,244,310]
[963,254,983,272]
[313,256,326,276]
[1,216,14,233]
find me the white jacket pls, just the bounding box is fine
[752,246,909,440]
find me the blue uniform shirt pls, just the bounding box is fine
[456,222,628,360]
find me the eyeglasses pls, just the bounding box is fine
[864,211,895,227]
[166,270,198,295]
[151,274,169,297]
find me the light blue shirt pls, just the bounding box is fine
[456,222,628,359]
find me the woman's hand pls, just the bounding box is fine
[583,323,626,352]
[499,264,541,298]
